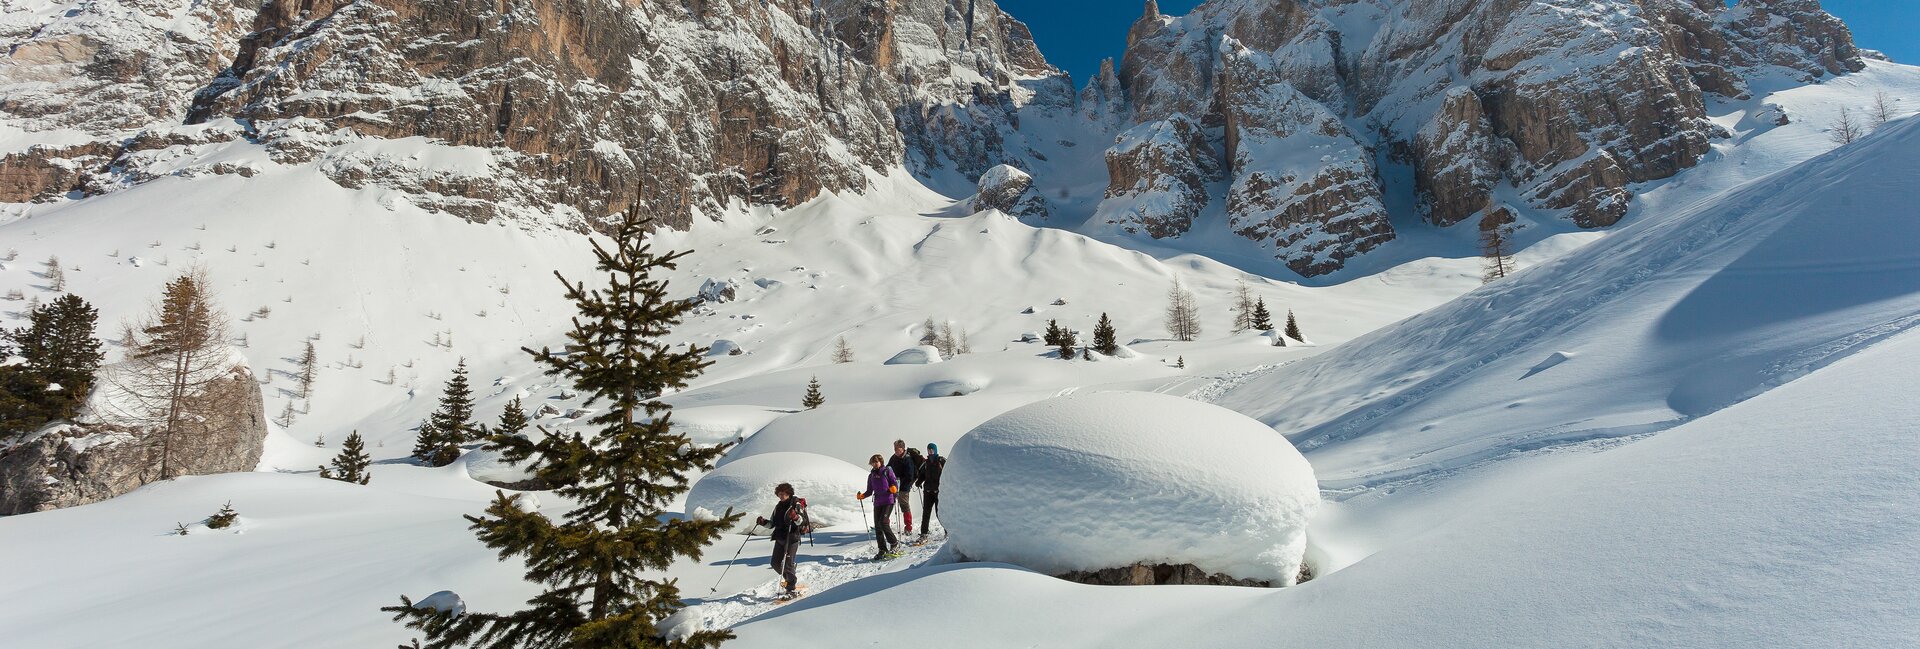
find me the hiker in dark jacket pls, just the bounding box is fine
[887,440,919,534]
[916,443,946,539]
[857,454,900,558]
[756,483,810,598]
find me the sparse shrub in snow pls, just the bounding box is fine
[943,392,1319,585]
[885,345,943,365]
[831,336,854,363]
[686,452,867,529]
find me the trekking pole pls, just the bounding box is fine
[708,530,754,594]
[860,496,878,552]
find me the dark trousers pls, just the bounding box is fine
[771,535,801,591]
[873,502,899,553]
[920,490,939,535]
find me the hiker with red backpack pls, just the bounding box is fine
[856,453,901,560]
[887,440,919,535]
[755,482,813,600]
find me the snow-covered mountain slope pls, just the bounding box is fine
[731,321,1920,647]
[1215,78,1920,492]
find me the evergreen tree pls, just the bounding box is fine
[918,317,939,347]
[319,431,373,485]
[831,336,854,364]
[430,360,478,442]
[298,340,319,399]
[1284,310,1304,343]
[1176,355,1186,369]
[801,376,825,410]
[1249,298,1273,331]
[1051,321,1077,361]
[1092,313,1119,356]
[390,208,741,648]
[1043,319,1064,348]
[1230,280,1255,333]
[206,501,238,529]
[3,294,104,425]
[493,397,531,439]
[410,421,460,467]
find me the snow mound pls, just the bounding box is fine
[414,590,465,615]
[685,452,867,528]
[943,391,1319,585]
[885,346,943,365]
[462,446,534,485]
[668,405,790,446]
[919,377,988,398]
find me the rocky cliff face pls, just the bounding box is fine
[0,0,1066,228]
[0,0,1868,275]
[0,363,266,515]
[1092,0,1865,273]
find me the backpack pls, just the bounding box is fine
[789,497,814,535]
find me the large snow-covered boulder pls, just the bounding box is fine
[686,452,866,528]
[943,391,1319,585]
[885,346,944,365]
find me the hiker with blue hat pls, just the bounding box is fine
[914,442,947,542]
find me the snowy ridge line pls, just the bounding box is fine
[1752,311,1920,402]
[671,530,948,636]
[1290,171,1796,452]
[1316,421,1679,500]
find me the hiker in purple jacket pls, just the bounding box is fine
[855,453,900,559]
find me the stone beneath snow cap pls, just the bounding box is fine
[885,346,943,365]
[943,391,1319,585]
[971,164,1048,219]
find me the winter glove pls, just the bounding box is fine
[889,485,898,494]
[855,492,866,500]
[755,516,768,526]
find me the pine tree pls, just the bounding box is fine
[6,294,104,421]
[1250,298,1273,331]
[298,340,318,399]
[320,431,373,485]
[1052,321,1077,361]
[493,396,530,439]
[918,317,939,347]
[1285,310,1304,343]
[410,421,459,467]
[801,376,825,410]
[109,269,238,480]
[831,336,854,364]
[1481,224,1515,283]
[1230,280,1255,333]
[430,359,478,442]
[206,501,238,529]
[390,207,741,648]
[1092,313,1118,356]
[1164,278,1200,341]
[1176,355,1186,369]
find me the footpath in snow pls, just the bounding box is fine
[670,527,949,636]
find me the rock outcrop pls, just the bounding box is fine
[971,164,1048,219]
[1092,0,1865,273]
[0,0,1870,275]
[0,364,266,515]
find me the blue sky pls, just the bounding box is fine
[1003,0,1918,85]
